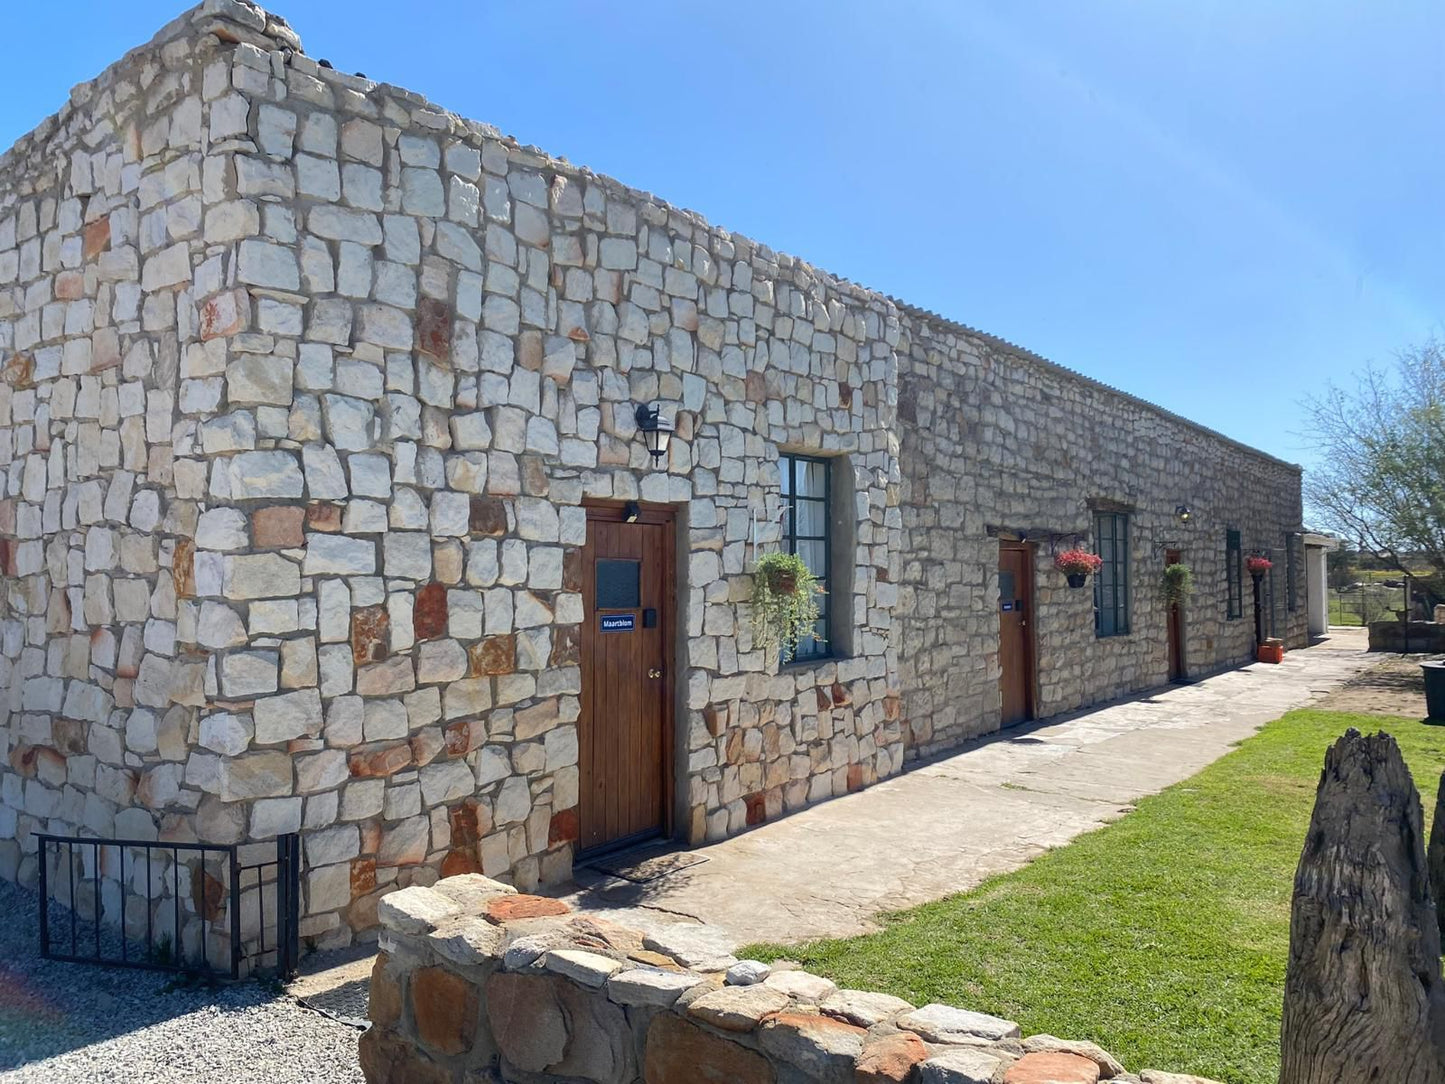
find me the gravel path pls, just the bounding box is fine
[0,881,363,1083]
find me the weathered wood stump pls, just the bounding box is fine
[1279,729,1445,1084]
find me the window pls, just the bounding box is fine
[1093,512,1130,637]
[779,453,830,661]
[1286,534,1298,612]
[1226,529,1242,619]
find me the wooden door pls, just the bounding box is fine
[1166,548,1184,682]
[579,505,673,854]
[997,543,1035,727]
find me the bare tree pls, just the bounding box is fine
[1303,340,1445,602]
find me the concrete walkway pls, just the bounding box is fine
[565,629,1375,946]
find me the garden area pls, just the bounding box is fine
[748,699,1444,1084]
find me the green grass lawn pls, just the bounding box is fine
[744,710,1445,1084]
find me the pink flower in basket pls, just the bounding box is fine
[1054,549,1104,576]
[1246,556,1273,575]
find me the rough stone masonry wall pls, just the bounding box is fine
[0,0,902,953]
[896,313,1308,758]
[361,872,1221,1084]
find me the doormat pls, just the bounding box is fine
[588,846,708,884]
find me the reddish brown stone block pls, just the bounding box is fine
[55,271,84,300]
[703,703,730,738]
[172,537,195,599]
[883,693,902,721]
[469,634,515,676]
[367,952,401,1027]
[358,1027,451,1084]
[0,353,32,390]
[252,505,304,548]
[412,965,478,1056]
[857,1031,928,1083]
[412,582,448,641]
[745,371,767,404]
[191,866,225,922]
[416,297,452,361]
[1003,1052,1101,1084]
[743,792,766,827]
[520,455,549,496]
[305,502,343,532]
[645,1014,775,1084]
[839,382,854,409]
[440,848,482,878]
[847,763,865,793]
[469,496,508,536]
[724,729,744,765]
[449,799,484,846]
[51,719,86,756]
[359,820,383,854]
[349,743,413,779]
[549,624,579,666]
[0,539,14,577]
[484,895,571,924]
[199,287,249,341]
[351,604,390,666]
[7,745,37,777]
[815,686,832,711]
[444,719,482,757]
[83,216,110,261]
[350,857,377,898]
[548,807,579,845]
[831,681,852,707]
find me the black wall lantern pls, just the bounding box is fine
[1175,505,1192,523]
[634,403,674,464]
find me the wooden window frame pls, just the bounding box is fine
[1093,511,1130,638]
[779,452,831,662]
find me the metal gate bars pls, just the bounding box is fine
[36,832,301,980]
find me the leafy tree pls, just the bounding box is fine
[1304,340,1445,605]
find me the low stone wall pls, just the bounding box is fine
[1368,621,1445,653]
[361,873,1219,1084]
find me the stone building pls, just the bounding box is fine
[0,0,1307,954]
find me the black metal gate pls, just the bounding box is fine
[36,832,301,980]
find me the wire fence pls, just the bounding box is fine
[1328,583,1406,627]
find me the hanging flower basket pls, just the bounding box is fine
[1246,556,1273,578]
[1160,563,1193,606]
[1054,549,1103,589]
[752,551,823,662]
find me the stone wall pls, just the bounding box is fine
[361,872,1218,1084]
[896,312,1308,757]
[0,0,902,953]
[0,0,1307,952]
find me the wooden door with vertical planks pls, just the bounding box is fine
[998,542,1036,727]
[579,505,673,853]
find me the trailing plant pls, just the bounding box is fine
[752,551,823,662]
[1054,549,1104,577]
[1246,555,1274,576]
[1160,563,1194,605]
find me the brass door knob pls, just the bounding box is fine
[648,667,663,679]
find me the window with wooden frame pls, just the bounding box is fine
[779,453,830,661]
[1093,511,1130,637]
[1226,529,1242,619]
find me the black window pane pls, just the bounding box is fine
[595,559,640,609]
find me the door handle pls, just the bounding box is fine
[648,667,663,679]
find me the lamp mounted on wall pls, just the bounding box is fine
[1175,504,1193,524]
[634,403,674,464]
[622,501,640,524]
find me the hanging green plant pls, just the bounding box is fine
[1160,563,1194,606]
[752,551,823,662]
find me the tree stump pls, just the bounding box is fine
[1279,729,1445,1084]
[1432,771,1445,943]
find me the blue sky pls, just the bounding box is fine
[2,1,1440,469]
